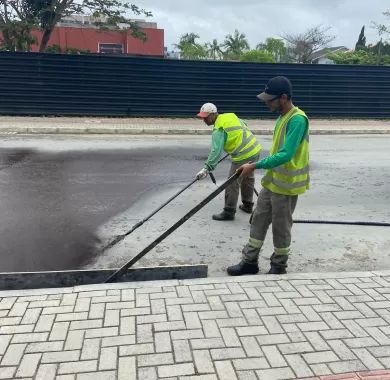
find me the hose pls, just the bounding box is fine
[294,219,390,227]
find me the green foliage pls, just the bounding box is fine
[64,47,90,54]
[45,44,62,53]
[0,20,37,51]
[240,50,275,63]
[0,1,151,52]
[223,29,249,60]
[175,33,207,60]
[205,39,223,60]
[261,38,288,62]
[44,45,90,54]
[327,50,390,65]
[369,40,390,55]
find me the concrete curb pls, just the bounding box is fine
[0,264,208,291]
[1,127,390,135]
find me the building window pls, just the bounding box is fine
[98,43,124,54]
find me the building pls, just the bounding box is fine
[164,47,180,59]
[310,46,349,64]
[30,15,164,57]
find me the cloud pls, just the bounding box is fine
[139,0,388,49]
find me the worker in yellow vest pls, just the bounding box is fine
[196,103,261,221]
[227,76,309,275]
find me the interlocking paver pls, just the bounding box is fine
[49,321,69,340]
[15,352,41,377]
[99,347,117,370]
[12,331,48,343]
[173,340,192,362]
[59,359,97,374]
[41,349,80,363]
[0,366,16,379]
[81,338,100,360]
[1,271,390,379]
[352,348,384,370]
[193,349,214,373]
[26,341,64,353]
[214,360,237,380]
[35,363,57,380]
[138,352,174,367]
[120,343,154,356]
[1,343,27,366]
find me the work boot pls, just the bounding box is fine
[239,201,254,214]
[212,207,235,221]
[227,260,259,276]
[267,264,287,275]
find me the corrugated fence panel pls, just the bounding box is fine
[0,52,389,117]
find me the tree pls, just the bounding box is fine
[223,29,249,60]
[355,26,366,51]
[205,39,223,60]
[0,0,152,52]
[174,33,207,60]
[369,40,390,56]
[0,0,40,51]
[240,50,275,63]
[327,50,390,65]
[371,10,390,64]
[282,24,336,63]
[371,9,390,40]
[257,37,287,62]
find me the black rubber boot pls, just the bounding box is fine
[267,253,288,274]
[212,207,236,221]
[227,261,259,276]
[267,264,287,275]
[239,201,254,214]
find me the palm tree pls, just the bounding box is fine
[174,33,207,60]
[174,33,200,51]
[206,39,223,60]
[223,29,249,59]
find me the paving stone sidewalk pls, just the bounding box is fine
[0,117,389,135]
[1,270,390,380]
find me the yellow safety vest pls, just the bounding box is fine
[214,113,261,163]
[262,107,309,196]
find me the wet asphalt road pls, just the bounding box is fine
[0,136,216,272]
[0,134,389,274]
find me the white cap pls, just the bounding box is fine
[197,103,217,118]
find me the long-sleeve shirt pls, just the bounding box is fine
[204,129,226,171]
[255,115,308,170]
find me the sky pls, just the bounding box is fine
[137,0,389,50]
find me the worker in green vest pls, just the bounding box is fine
[227,76,309,275]
[196,103,261,221]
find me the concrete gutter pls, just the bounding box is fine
[0,264,208,291]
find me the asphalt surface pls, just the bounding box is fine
[0,135,389,275]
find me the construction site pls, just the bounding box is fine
[0,49,389,379]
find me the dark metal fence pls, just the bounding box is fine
[0,52,389,117]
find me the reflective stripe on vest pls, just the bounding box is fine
[214,113,261,162]
[261,107,310,196]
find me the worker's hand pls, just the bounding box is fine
[237,162,256,178]
[196,168,209,180]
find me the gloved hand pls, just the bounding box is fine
[196,168,209,180]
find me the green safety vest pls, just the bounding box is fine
[262,107,310,196]
[214,113,261,162]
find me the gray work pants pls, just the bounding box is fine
[242,187,298,267]
[224,154,259,210]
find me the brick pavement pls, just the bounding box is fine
[1,270,390,379]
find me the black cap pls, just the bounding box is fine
[257,76,292,101]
